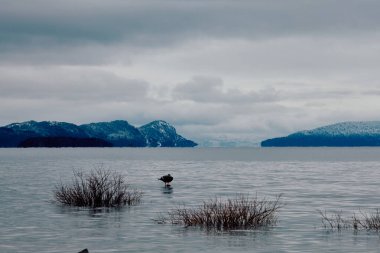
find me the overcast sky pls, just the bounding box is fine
[1,0,380,146]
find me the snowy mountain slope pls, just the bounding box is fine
[295,121,380,137]
[80,120,146,147]
[261,121,380,147]
[138,120,197,147]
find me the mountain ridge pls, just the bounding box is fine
[0,120,197,148]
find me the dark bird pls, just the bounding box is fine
[158,174,173,187]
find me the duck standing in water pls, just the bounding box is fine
[159,174,173,187]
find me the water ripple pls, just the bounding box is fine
[1,148,380,252]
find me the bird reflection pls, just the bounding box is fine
[161,185,173,194]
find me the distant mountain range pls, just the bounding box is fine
[261,121,380,147]
[0,120,197,148]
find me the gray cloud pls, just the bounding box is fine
[0,66,149,101]
[2,0,380,43]
[1,0,380,65]
[173,76,278,104]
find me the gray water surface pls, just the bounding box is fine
[1,148,380,252]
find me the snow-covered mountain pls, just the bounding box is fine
[80,120,146,147]
[0,120,197,147]
[261,121,380,147]
[139,120,197,147]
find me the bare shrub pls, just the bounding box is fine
[353,210,380,231]
[319,209,380,231]
[54,168,142,208]
[166,194,282,230]
[318,210,351,230]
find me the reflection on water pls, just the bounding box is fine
[1,148,380,253]
[162,186,173,195]
[58,206,125,218]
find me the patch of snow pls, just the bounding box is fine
[297,121,380,136]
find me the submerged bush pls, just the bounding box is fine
[54,168,142,208]
[165,194,282,230]
[319,209,380,231]
[318,210,351,230]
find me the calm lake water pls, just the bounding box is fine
[1,148,380,253]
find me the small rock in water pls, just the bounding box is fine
[78,249,89,253]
